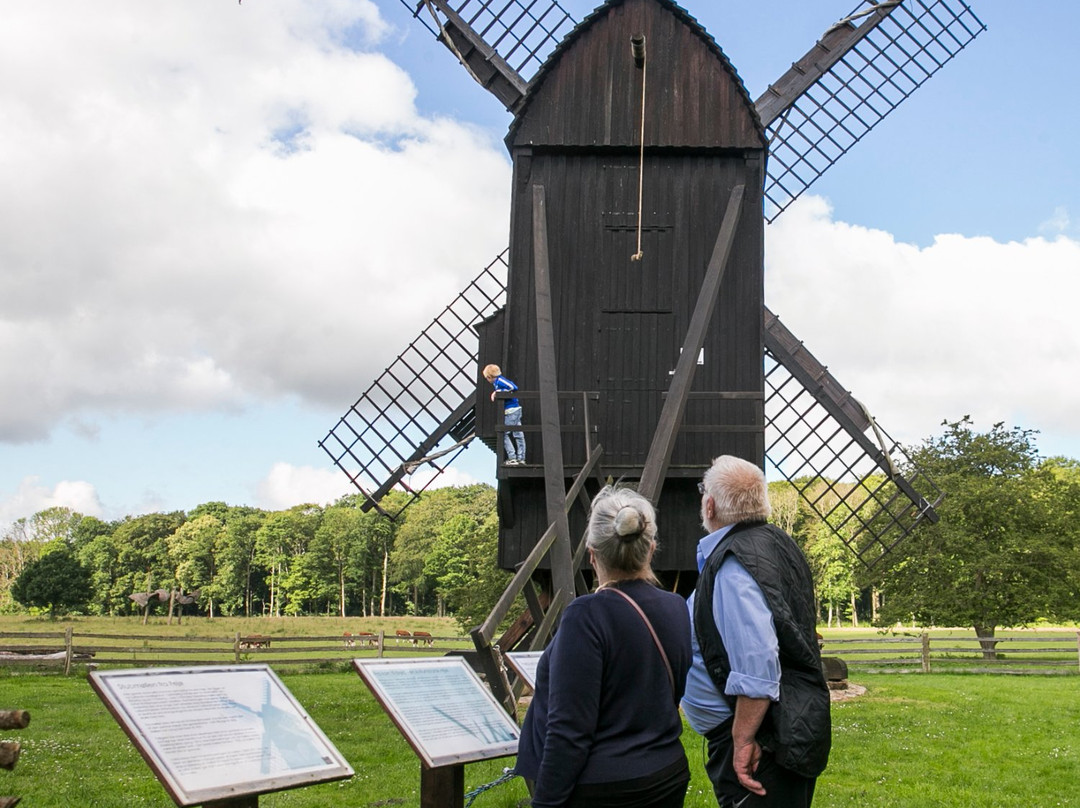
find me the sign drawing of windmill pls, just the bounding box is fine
[319,0,984,701]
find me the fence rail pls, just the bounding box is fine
[2,629,1078,675]
[0,629,470,674]
[822,632,1080,675]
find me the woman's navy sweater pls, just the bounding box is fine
[516,579,692,807]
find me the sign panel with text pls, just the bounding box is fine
[504,651,543,690]
[90,665,353,806]
[354,656,519,768]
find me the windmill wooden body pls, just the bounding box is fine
[320,0,984,702]
[478,0,768,575]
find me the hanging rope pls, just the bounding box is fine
[631,35,647,262]
[853,398,899,477]
[464,768,519,807]
[399,433,476,476]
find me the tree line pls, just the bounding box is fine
[0,485,507,630]
[3,419,1080,638]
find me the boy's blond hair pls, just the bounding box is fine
[482,364,501,380]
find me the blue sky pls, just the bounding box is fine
[2,0,1078,531]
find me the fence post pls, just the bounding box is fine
[64,626,74,676]
[234,632,241,664]
[1076,631,1080,674]
[921,632,931,673]
[377,631,385,658]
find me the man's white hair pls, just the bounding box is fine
[701,455,771,526]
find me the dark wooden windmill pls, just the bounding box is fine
[320,0,983,703]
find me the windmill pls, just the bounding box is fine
[319,0,984,705]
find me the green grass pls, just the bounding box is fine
[2,671,1078,807]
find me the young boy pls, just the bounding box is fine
[483,364,526,465]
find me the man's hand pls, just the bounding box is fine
[732,738,766,796]
[731,695,771,797]
[490,391,496,402]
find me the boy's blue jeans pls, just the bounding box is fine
[504,406,525,462]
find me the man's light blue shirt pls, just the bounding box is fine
[681,524,781,735]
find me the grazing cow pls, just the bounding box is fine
[239,635,270,650]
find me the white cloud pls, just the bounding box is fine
[403,465,483,492]
[766,196,1080,449]
[1039,206,1071,236]
[0,476,104,535]
[256,457,485,513]
[0,0,510,443]
[256,462,357,511]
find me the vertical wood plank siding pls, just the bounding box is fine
[489,0,767,571]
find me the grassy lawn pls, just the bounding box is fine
[1,669,1078,807]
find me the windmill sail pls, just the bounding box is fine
[759,0,985,220]
[318,253,507,519]
[763,307,942,568]
[331,0,983,562]
[401,0,577,110]
[405,0,985,215]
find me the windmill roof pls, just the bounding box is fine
[507,0,766,146]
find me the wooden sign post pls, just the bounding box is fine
[354,657,520,808]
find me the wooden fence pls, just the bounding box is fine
[3,629,1078,676]
[822,632,1080,675]
[0,629,470,674]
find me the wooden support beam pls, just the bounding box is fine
[531,184,576,604]
[424,0,527,112]
[421,761,465,808]
[638,185,745,503]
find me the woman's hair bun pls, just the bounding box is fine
[614,506,643,539]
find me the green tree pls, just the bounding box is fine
[215,509,266,617]
[873,418,1080,654]
[255,505,321,616]
[425,508,511,630]
[806,521,857,628]
[76,529,123,616]
[168,514,226,618]
[11,549,93,618]
[112,512,187,622]
[390,485,496,616]
[313,505,369,617]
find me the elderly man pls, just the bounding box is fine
[682,455,830,807]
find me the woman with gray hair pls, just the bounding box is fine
[516,486,693,808]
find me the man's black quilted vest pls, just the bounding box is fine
[694,521,831,778]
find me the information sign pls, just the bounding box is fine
[90,665,353,806]
[354,657,519,768]
[504,651,543,690]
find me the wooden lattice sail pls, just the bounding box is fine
[318,0,986,709]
